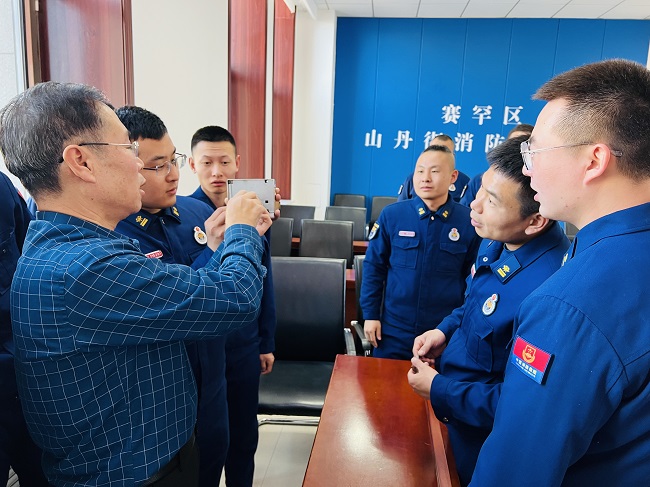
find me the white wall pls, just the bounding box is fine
[0,0,28,194]
[131,1,338,216]
[289,9,337,218]
[131,0,229,196]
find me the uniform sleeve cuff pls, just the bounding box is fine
[429,373,454,422]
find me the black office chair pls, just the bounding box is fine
[366,196,398,236]
[324,205,367,241]
[299,219,354,268]
[258,257,356,424]
[279,205,316,238]
[270,217,293,257]
[350,255,372,356]
[370,196,397,222]
[333,193,366,208]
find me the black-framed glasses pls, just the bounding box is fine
[520,140,623,171]
[59,141,140,163]
[141,153,187,175]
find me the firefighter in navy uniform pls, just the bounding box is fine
[0,172,49,487]
[188,125,276,487]
[408,136,570,486]
[361,144,481,359]
[114,107,253,486]
[397,133,470,203]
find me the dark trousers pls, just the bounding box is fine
[142,433,199,487]
[371,325,415,360]
[0,394,49,487]
[223,342,261,487]
[446,422,490,487]
[185,338,229,487]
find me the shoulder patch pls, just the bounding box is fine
[511,335,553,384]
[368,222,379,240]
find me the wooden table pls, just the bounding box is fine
[303,355,460,487]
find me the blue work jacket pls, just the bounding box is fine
[189,187,276,354]
[432,222,569,484]
[361,195,480,335]
[471,203,650,486]
[0,172,31,398]
[459,172,483,207]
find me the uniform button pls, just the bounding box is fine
[442,417,449,423]
[431,216,435,220]
[482,257,488,262]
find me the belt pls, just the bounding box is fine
[141,432,196,487]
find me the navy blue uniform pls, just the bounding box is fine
[432,222,569,485]
[459,172,483,207]
[361,195,480,359]
[190,187,276,487]
[398,171,470,203]
[0,173,49,486]
[471,204,650,486]
[115,196,230,486]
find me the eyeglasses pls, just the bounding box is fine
[520,140,623,171]
[141,153,187,175]
[59,141,140,163]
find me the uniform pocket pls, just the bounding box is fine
[390,237,419,269]
[466,317,494,372]
[435,242,468,273]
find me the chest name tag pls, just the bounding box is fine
[145,250,163,259]
[398,230,415,237]
[511,336,552,384]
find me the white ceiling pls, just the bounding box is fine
[311,0,650,19]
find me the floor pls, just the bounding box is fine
[7,417,317,487]
[220,417,318,487]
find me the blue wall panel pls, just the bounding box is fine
[369,19,425,197]
[331,18,650,205]
[331,18,380,200]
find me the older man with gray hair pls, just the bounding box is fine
[0,81,270,487]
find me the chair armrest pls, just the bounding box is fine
[351,320,372,357]
[343,328,357,356]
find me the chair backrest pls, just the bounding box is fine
[370,196,397,222]
[324,206,367,241]
[270,217,294,257]
[334,193,366,208]
[271,257,346,362]
[279,205,316,238]
[353,255,365,323]
[299,219,354,268]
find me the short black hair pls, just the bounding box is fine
[191,126,237,153]
[507,123,534,138]
[486,135,539,218]
[423,144,453,155]
[535,59,650,180]
[432,133,453,144]
[115,105,167,141]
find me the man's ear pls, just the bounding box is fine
[524,212,550,237]
[188,156,196,173]
[234,154,241,174]
[61,145,97,183]
[583,143,612,185]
